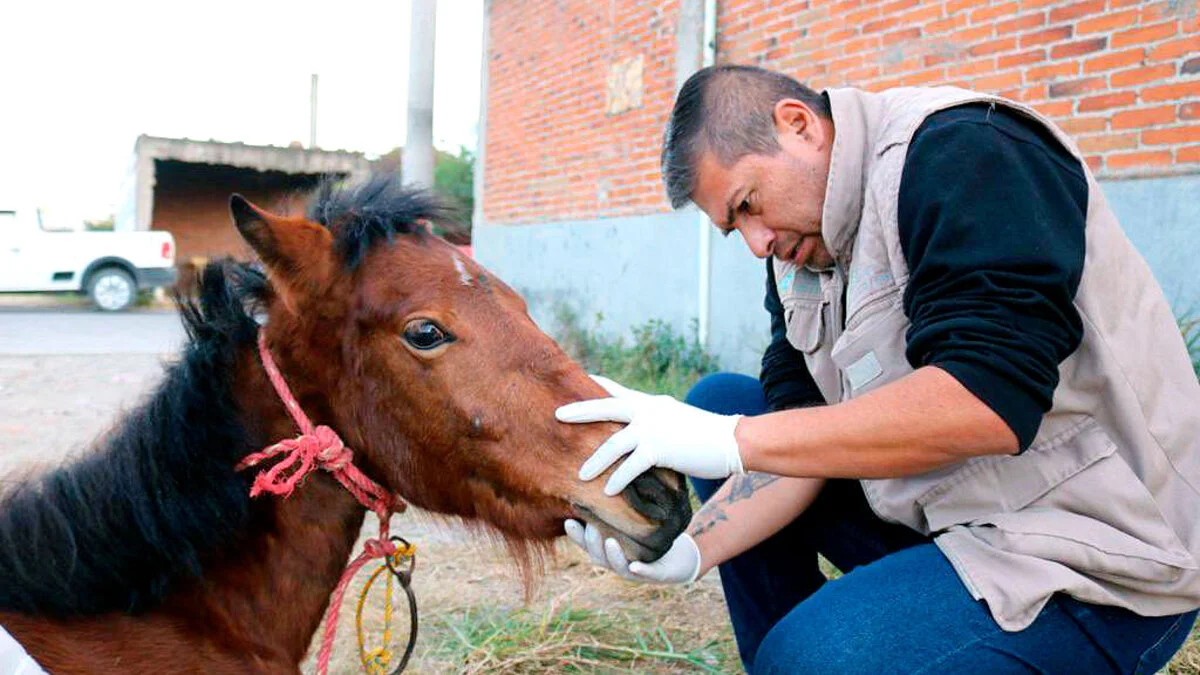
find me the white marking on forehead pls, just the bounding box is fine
[452,253,473,287]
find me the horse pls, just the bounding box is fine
[0,176,691,674]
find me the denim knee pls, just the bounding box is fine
[685,372,767,416]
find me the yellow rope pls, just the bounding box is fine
[355,544,417,675]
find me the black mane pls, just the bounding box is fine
[0,263,267,616]
[308,174,451,270]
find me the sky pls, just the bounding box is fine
[0,0,484,221]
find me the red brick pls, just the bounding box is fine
[927,14,968,34]
[901,67,951,86]
[1149,36,1200,62]
[1139,1,1178,23]
[925,52,961,67]
[998,48,1045,68]
[883,27,922,45]
[1183,103,1200,121]
[1020,26,1073,48]
[1050,37,1108,59]
[897,3,945,26]
[1143,80,1200,102]
[1143,125,1200,145]
[974,70,1024,91]
[971,2,1020,24]
[1048,0,1106,23]
[950,57,998,77]
[1076,9,1141,35]
[952,25,996,45]
[1034,100,1074,116]
[970,37,1018,56]
[1077,91,1138,112]
[1083,155,1104,172]
[863,16,900,33]
[1059,116,1109,133]
[1179,145,1200,163]
[996,13,1046,34]
[1028,61,1080,81]
[1111,22,1179,49]
[1002,84,1049,101]
[1111,64,1177,88]
[1112,105,1178,129]
[1083,48,1146,74]
[1105,150,1172,169]
[1076,132,1139,152]
[1048,76,1106,97]
[946,0,989,15]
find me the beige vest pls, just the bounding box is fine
[775,86,1200,631]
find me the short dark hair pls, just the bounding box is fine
[661,65,830,208]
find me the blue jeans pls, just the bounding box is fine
[687,372,1198,674]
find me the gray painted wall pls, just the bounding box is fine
[476,173,1199,377]
[1101,174,1200,316]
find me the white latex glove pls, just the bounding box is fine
[564,519,703,584]
[556,375,744,496]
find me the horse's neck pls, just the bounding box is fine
[172,349,370,664]
[177,477,367,664]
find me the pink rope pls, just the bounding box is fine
[236,331,407,675]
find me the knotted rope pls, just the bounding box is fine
[237,331,413,675]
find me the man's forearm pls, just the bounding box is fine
[736,366,1018,479]
[689,473,825,578]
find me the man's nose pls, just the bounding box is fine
[742,222,775,259]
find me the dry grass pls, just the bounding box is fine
[305,513,1198,675]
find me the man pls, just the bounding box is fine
[557,65,1200,674]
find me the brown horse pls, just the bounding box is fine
[0,177,690,673]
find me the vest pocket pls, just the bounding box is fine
[784,298,826,354]
[920,418,1196,583]
[830,300,912,397]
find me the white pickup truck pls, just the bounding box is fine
[0,207,177,311]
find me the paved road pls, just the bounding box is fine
[0,309,186,355]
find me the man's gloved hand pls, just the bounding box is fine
[564,519,702,584]
[556,375,745,496]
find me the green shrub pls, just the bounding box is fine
[552,305,719,400]
[1181,313,1200,380]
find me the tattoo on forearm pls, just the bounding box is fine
[689,472,782,538]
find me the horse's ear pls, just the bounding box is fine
[229,194,335,303]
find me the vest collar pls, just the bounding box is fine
[819,88,879,265]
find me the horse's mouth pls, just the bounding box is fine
[570,503,682,563]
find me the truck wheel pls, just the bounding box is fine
[87,267,136,312]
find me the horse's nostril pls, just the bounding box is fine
[624,472,672,521]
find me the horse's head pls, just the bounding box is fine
[229,178,689,564]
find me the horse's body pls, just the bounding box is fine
[0,178,690,673]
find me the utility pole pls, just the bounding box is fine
[403,0,437,187]
[310,74,319,148]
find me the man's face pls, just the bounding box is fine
[690,100,834,269]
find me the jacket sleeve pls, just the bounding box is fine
[899,104,1087,452]
[761,260,826,412]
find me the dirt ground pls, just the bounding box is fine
[1,351,1196,674]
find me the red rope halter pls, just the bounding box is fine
[236,331,408,675]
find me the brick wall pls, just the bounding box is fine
[483,0,1199,224]
[484,0,681,224]
[719,0,1199,175]
[151,161,322,283]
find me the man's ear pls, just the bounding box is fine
[229,194,336,305]
[773,98,817,140]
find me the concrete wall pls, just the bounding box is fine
[476,174,1200,377]
[474,208,769,376]
[1103,173,1200,314]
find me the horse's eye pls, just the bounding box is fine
[403,320,452,350]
